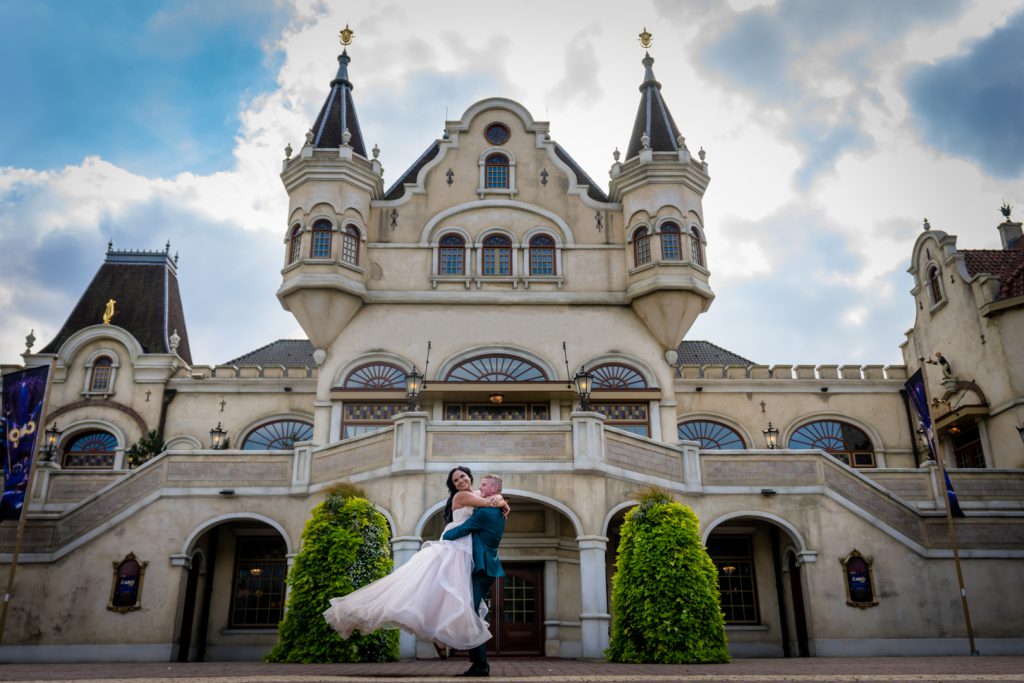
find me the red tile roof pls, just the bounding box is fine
[961,242,1024,301]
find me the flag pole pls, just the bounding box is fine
[934,452,979,655]
[0,357,57,645]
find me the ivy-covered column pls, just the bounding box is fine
[391,537,422,659]
[577,535,610,658]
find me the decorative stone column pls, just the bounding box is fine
[577,535,610,658]
[392,411,428,472]
[291,443,312,486]
[679,439,702,491]
[571,411,606,470]
[392,537,423,659]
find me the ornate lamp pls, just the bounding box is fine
[210,422,227,449]
[763,422,780,449]
[405,366,423,411]
[573,365,593,412]
[42,422,62,461]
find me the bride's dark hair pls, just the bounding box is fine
[443,466,473,524]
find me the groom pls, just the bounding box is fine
[442,473,506,678]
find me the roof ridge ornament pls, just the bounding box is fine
[339,23,354,47]
[638,27,652,49]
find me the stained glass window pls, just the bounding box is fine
[633,227,650,266]
[311,220,332,258]
[482,235,512,276]
[342,402,405,438]
[789,419,875,467]
[529,235,555,276]
[445,355,548,382]
[439,234,466,275]
[242,420,313,450]
[660,222,682,260]
[592,402,649,436]
[677,420,745,449]
[590,363,648,389]
[485,153,509,188]
[63,430,117,468]
[343,362,407,389]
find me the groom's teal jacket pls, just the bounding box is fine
[442,507,505,578]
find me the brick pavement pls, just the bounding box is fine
[0,658,1022,683]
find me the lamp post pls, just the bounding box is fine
[405,366,423,412]
[210,422,227,449]
[573,365,593,412]
[763,422,779,449]
[42,422,61,462]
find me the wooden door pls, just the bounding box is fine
[453,562,544,657]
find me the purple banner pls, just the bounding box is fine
[904,369,964,517]
[1,365,50,521]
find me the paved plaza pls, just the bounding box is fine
[0,657,1022,683]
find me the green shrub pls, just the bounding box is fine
[606,489,730,663]
[126,430,164,468]
[266,487,399,662]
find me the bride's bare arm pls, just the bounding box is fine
[453,490,510,515]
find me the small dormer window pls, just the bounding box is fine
[90,356,114,393]
[927,265,943,305]
[288,225,302,264]
[632,227,651,266]
[341,225,360,265]
[311,220,332,258]
[485,154,510,189]
[485,123,510,145]
[660,222,682,261]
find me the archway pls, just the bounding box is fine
[174,518,290,661]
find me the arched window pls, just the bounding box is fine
[677,420,745,449]
[690,227,705,266]
[445,354,548,382]
[311,220,332,258]
[242,420,314,450]
[789,419,875,467]
[341,225,360,265]
[89,356,114,393]
[485,153,510,189]
[288,224,302,264]
[660,222,682,261]
[927,265,943,305]
[482,235,512,276]
[108,552,147,613]
[439,233,466,275]
[63,430,117,468]
[632,227,650,266]
[343,362,407,389]
[529,235,556,276]
[590,363,648,389]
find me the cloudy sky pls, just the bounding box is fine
[1,0,1022,368]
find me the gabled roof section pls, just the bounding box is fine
[41,246,192,364]
[625,52,684,161]
[962,241,1024,300]
[554,144,609,202]
[225,339,315,368]
[676,340,754,367]
[310,49,367,157]
[385,141,440,200]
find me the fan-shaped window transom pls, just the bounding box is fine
[445,355,548,382]
[243,420,314,450]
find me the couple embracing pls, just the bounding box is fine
[324,467,507,677]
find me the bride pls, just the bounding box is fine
[323,466,510,651]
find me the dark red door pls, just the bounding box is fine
[453,562,544,657]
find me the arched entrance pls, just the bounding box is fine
[174,517,291,662]
[702,514,813,658]
[419,496,581,657]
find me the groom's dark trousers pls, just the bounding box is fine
[442,506,506,672]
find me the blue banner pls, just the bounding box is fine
[1,365,50,521]
[904,369,965,517]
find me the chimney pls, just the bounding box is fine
[998,219,1022,249]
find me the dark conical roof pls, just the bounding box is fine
[310,49,367,157]
[625,52,684,160]
[41,246,192,364]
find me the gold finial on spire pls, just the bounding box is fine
[339,23,354,46]
[102,299,116,325]
[638,26,652,49]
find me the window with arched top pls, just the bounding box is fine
[529,235,556,276]
[341,225,360,265]
[288,224,302,264]
[927,265,943,305]
[482,235,512,276]
[590,363,648,389]
[343,362,407,389]
[242,420,314,450]
[789,419,875,467]
[632,227,651,266]
[485,153,510,189]
[89,356,114,393]
[311,220,332,258]
[439,233,466,275]
[660,222,682,261]
[63,430,118,468]
[445,354,548,382]
[690,226,704,266]
[108,552,148,613]
[677,420,745,449]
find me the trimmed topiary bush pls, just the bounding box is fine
[606,487,730,663]
[266,484,399,662]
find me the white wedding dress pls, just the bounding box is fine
[322,505,491,650]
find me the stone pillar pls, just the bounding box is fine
[571,411,606,470]
[392,411,429,472]
[313,398,332,445]
[291,443,312,486]
[680,439,702,491]
[391,537,422,659]
[577,535,610,658]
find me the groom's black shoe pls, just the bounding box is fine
[459,665,489,677]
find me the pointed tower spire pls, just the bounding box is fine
[625,49,684,160]
[308,26,367,157]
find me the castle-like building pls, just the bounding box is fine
[2,35,1023,662]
